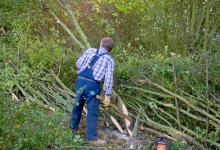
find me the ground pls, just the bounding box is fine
[62,112,191,150]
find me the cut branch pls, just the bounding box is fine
[66,5,91,48]
[141,77,220,125]
[50,11,85,49]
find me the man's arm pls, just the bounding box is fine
[104,58,115,96]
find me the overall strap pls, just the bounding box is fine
[88,49,108,68]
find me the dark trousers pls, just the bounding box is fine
[70,77,101,140]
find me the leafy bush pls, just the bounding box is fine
[0,96,83,150]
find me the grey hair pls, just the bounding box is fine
[100,37,114,51]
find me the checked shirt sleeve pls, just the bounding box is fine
[104,58,115,96]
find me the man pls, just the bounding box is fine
[70,37,115,146]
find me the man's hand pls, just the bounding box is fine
[103,96,110,107]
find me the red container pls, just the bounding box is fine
[156,143,166,150]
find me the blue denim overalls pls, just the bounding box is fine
[70,49,108,140]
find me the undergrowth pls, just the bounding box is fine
[0,96,84,150]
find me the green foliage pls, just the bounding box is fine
[0,63,48,92]
[94,0,148,14]
[172,140,181,150]
[0,0,220,149]
[0,96,83,150]
[0,0,38,45]
[113,44,148,81]
[24,40,64,69]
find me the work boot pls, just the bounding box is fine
[89,139,107,146]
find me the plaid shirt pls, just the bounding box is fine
[76,47,115,95]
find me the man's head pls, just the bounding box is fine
[100,37,114,52]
